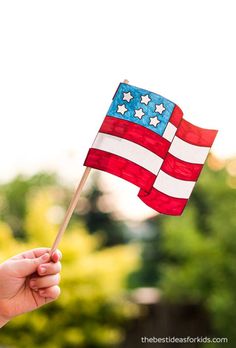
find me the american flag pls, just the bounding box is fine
[84,82,217,215]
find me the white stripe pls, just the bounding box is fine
[154,170,195,199]
[92,133,163,175]
[169,136,210,164]
[163,123,177,141]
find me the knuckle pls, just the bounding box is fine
[55,286,61,298]
[57,261,62,272]
[30,258,38,265]
[50,261,61,274]
[49,286,60,299]
[56,273,61,284]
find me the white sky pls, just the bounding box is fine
[0,0,235,219]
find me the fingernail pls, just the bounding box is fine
[40,266,46,274]
[52,252,58,262]
[42,253,50,262]
[52,251,62,263]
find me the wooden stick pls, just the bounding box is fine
[50,166,91,254]
[50,79,129,254]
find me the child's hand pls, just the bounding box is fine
[0,248,62,328]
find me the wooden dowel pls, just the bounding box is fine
[50,166,91,255]
[50,78,129,255]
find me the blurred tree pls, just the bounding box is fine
[78,174,130,247]
[2,154,236,347]
[0,172,130,248]
[127,220,164,288]
[156,156,236,346]
[0,186,139,348]
[0,173,57,240]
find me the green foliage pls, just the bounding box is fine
[0,182,139,347]
[158,157,236,345]
[127,220,164,288]
[1,155,236,346]
[0,173,57,240]
[80,174,130,247]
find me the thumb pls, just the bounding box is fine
[14,253,50,277]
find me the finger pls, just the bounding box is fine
[51,250,62,263]
[12,253,51,277]
[37,261,61,276]
[30,274,60,290]
[12,248,51,261]
[31,248,51,259]
[39,285,61,301]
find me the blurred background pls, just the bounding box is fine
[0,0,236,347]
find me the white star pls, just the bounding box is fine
[117,104,127,115]
[123,92,133,102]
[134,108,145,119]
[141,94,151,105]
[155,103,166,114]
[149,116,160,127]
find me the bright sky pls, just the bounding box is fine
[0,0,235,220]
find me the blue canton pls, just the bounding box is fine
[107,83,175,136]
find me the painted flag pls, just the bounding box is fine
[84,82,218,215]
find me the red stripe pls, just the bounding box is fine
[138,187,188,216]
[161,153,203,181]
[84,148,156,192]
[100,116,170,158]
[169,105,183,127]
[176,119,218,147]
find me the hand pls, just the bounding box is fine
[0,248,62,328]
